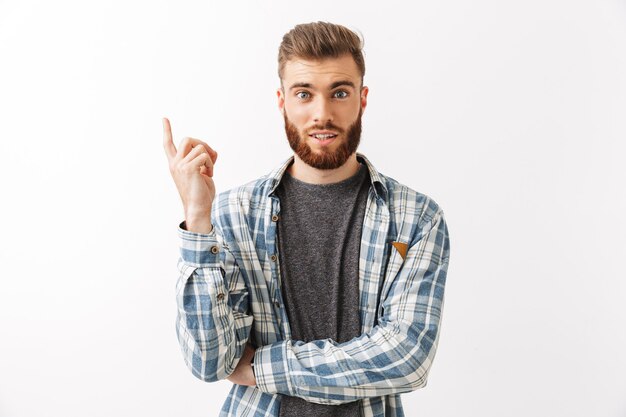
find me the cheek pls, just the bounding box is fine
[285,103,309,124]
[337,105,360,125]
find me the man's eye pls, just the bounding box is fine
[334,90,348,99]
[296,91,310,99]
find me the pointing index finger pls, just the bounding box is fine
[162,117,176,160]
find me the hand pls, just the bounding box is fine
[162,117,218,232]
[227,343,257,386]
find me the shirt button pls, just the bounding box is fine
[211,245,219,254]
[271,214,279,222]
[216,293,225,301]
[274,300,280,308]
[270,254,277,262]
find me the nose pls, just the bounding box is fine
[313,97,333,125]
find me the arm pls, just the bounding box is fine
[253,210,450,404]
[162,118,253,382]
[175,220,254,382]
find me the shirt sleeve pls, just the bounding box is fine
[253,210,450,405]
[175,220,254,382]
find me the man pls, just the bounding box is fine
[163,22,450,417]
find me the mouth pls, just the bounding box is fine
[308,131,338,146]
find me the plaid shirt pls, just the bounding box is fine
[175,153,450,417]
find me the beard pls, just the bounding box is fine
[283,109,362,170]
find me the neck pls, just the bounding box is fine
[288,153,360,184]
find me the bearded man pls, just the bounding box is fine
[163,21,450,417]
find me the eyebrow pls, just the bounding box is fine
[288,80,357,91]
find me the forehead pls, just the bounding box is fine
[282,54,361,88]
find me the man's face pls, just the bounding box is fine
[278,54,368,170]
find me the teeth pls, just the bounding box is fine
[313,134,336,139]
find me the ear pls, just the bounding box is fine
[277,87,285,114]
[360,86,369,112]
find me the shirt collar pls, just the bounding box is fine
[266,152,388,202]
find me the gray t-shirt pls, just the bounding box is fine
[275,162,370,417]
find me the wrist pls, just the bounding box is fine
[184,221,213,234]
[184,213,213,234]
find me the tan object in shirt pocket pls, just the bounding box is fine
[391,241,408,260]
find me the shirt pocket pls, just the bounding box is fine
[377,241,409,319]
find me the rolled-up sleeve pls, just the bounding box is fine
[176,221,254,383]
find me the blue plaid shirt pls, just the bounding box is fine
[176,153,450,416]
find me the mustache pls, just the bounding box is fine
[308,122,343,133]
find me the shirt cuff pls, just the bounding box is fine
[177,220,221,267]
[253,340,295,396]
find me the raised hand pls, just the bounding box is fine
[162,117,218,233]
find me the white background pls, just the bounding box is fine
[1,1,625,416]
